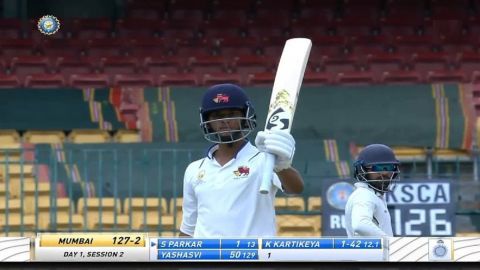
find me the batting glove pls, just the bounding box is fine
[255,130,295,172]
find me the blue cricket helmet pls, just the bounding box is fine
[199,84,257,143]
[353,144,400,193]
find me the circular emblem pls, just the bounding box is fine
[37,15,60,35]
[433,240,447,258]
[326,181,354,210]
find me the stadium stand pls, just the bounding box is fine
[0,0,479,238]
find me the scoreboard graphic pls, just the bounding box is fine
[0,234,470,262]
[149,238,385,261]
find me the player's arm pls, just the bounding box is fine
[276,167,304,194]
[255,130,304,194]
[350,199,387,237]
[179,164,198,237]
[179,231,192,237]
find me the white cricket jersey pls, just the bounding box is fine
[345,182,393,237]
[180,141,283,238]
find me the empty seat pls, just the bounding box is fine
[77,197,122,229]
[0,143,22,163]
[0,214,35,231]
[10,56,51,80]
[93,214,130,230]
[335,71,376,85]
[246,72,275,86]
[441,35,477,53]
[350,35,390,55]
[157,73,199,86]
[455,52,480,74]
[113,74,155,87]
[303,71,330,85]
[1,39,36,57]
[275,197,305,212]
[68,130,111,143]
[0,19,22,38]
[22,182,51,216]
[116,19,162,38]
[426,70,468,83]
[0,199,22,214]
[86,39,128,57]
[212,37,261,57]
[124,197,168,229]
[55,56,94,75]
[201,73,243,85]
[410,52,452,73]
[50,212,84,231]
[187,55,228,74]
[380,70,422,84]
[0,130,20,144]
[0,74,21,88]
[127,38,170,57]
[1,176,37,200]
[231,55,273,77]
[114,130,140,143]
[0,164,34,180]
[394,35,437,53]
[23,130,66,144]
[307,197,322,212]
[100,56,139,75]
[143,56,184,74]
[40,39,87,57]
[276,214,321,235]
[366,52,406,73]
[322,55,361,73]
[137,214,176,231]
[202,19,247,39]
[69,74,110,88]
[169,197,183,215]
[37,197,74,230]
[73,18,113,39]
[24,74,66,88]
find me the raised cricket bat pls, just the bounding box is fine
[259,38,312,194]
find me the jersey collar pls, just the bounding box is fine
[206,140,251,160]
[354,182,384,197]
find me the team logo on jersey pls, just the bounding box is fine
[213,94,229,103]
[197,170,205,181]
[233,166,250,178]
[326,181,354,210]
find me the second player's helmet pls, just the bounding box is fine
[353,144,400,193]
[200,83,257,143]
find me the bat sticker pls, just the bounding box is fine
[266,108,290,130]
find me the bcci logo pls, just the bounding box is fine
[37,15,60,35]
[233,166,250,178]
[326,181,354,210]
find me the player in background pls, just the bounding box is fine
[179,83,304,238]
[345,144,401,237]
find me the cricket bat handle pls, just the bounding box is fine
[259,152,276,194]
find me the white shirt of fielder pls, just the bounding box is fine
[345,182,393,237]
[180,141,283,238]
